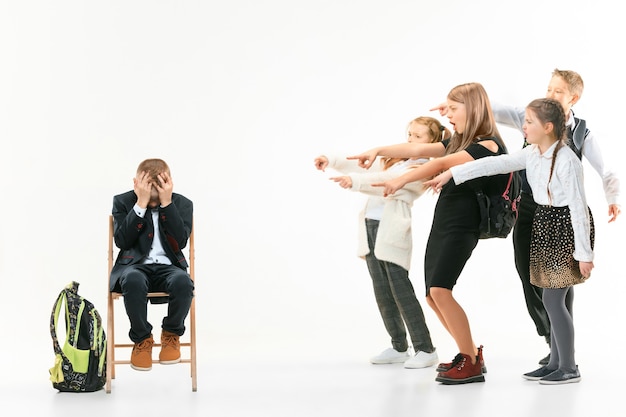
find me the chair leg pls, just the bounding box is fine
[190,297,197,392]
[106,293,115,394]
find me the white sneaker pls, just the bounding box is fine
[404,349,439,369]
[370,348,410,364]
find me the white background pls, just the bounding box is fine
[1,0,624,395]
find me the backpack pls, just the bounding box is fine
[473,171,522,239]
[49,281,107,392]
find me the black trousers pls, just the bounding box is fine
[512,192,550,343]
[119,263,194,343]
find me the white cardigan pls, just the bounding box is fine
[325,154,426,270]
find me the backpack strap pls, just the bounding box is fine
[49,288,69,383]
[49,282,86,376]
[502,172,513,198]
[50,289,68,356]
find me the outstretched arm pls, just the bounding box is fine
[434,101,526,138]
[314,155,329,171]
[349,166,426,197]
[423,170,453,193]
[314,153,380,175]
[372,151,473,196]
[491,102,525,132]
[429,102,448,116]
[329,163,426,196]
[580,132,622,223]
[347,142,446,169]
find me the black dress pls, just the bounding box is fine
[424,138,509,294]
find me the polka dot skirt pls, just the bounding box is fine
[529,205,595,289]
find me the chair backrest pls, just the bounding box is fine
[108,215,195,280]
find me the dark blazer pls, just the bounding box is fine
[109,190,193,291]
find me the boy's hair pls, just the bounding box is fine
[552,68,584,98]
[136,158,170,182]
[445,82,502,154]
[382,116,451,170]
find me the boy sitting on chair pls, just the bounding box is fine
[110,158,194,371]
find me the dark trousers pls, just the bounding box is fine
[512,192,550,343]
[364,219,434,353]
[119,263,194,343]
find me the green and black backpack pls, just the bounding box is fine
[49,281,107,392]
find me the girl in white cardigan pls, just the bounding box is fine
[314,116,450,369]
[426,98,594,385]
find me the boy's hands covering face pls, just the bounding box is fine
[154,171,173,207]
[133,171,154,209]
[133,171,174,208]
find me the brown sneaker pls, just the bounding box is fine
[159,330,181,364]
[131,335,154,371]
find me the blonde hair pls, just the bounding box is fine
[552,68,584,98]
[382,117,451,170]
[445,82,503,154]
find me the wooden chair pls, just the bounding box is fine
[105,215,197,393]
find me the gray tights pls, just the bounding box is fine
[543,287,576,372]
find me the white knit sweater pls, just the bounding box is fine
[325,154,427,270]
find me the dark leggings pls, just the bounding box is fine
[542,287,576,372]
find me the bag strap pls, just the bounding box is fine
[49,287,76,384]
[501,172,513,200]
[50,289,68,358]
[91,308,107,375]
[50,282,86,356]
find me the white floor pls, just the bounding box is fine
[9,336,624,417]
[8,219,623,417]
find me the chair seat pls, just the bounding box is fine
[110,291,170,303]
[110,291,169,299]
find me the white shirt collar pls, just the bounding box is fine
[566,110,575,129]
[529,141,558,159]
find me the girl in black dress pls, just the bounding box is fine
[427,98,594,385]
[348,82,509,384]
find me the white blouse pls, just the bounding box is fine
[492,103,621,206]
[450,142,593,262]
